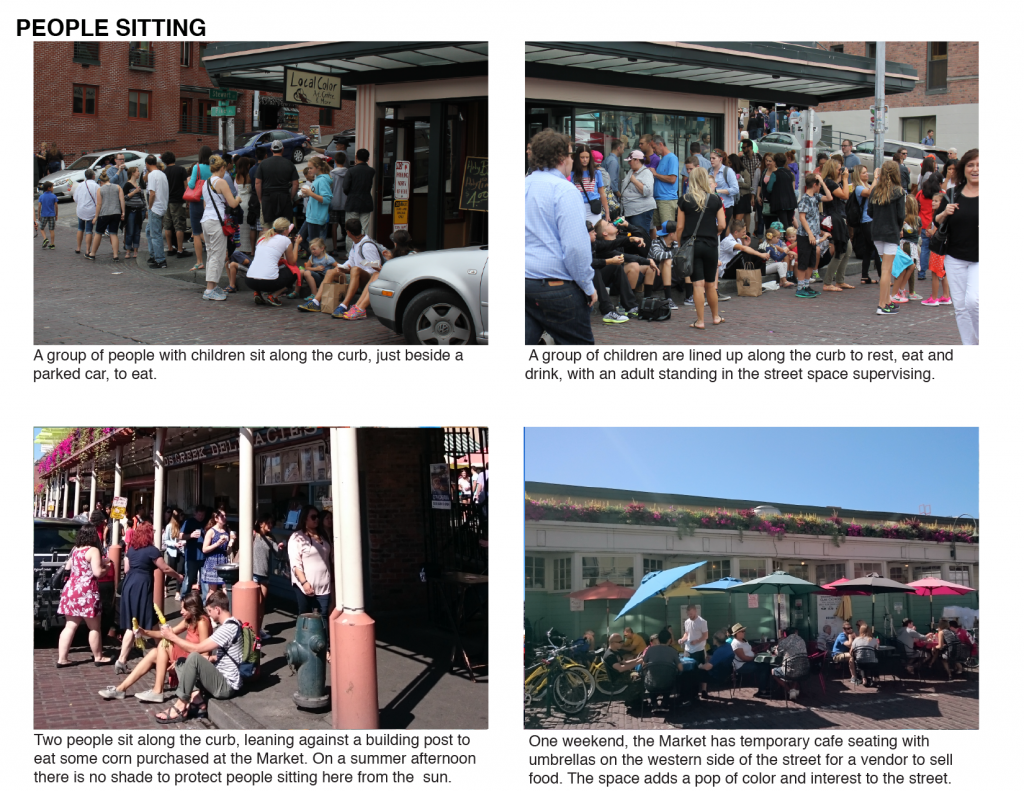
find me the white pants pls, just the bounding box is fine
[874,240,899,257]
[944,255,979,345]
[766,260,789,280]
[202,219,228,286]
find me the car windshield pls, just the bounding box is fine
[34,527,76,555]
[67,156,99,171]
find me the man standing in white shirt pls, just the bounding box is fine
[145,155,168,268]
[682,604,709,664]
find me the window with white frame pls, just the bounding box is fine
[643,557,663,576]
[707,559,731,579]
[947,565,971,586]
[854,562,883,578]
[888,565,909,584]
[788,563,810,581]
[582,556,633,587]
[914,565,941,580]
[738,559,763,581]
[553,557,572,591]
[815,563,845,586]
[525,556,545,589]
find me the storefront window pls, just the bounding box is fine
[202,461,239,514]
[166,467,197,512]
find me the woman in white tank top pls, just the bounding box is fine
[199,155,240,301]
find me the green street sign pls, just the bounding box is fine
[209,89,239,101]
[209,106,237,117]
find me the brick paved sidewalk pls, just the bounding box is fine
[590,273,961,345]
[34,637,207,731]
[33,233,402,345]
[525,673,978,729]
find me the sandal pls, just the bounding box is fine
[111,256,119,261]
[189,264,205,272]
[286,292,300,299]
[713,317,725,326]
[154,703,191,725]
[188,700,208,718]
[861,277,878,285]
[689,322,705,330]
[224,286,238,293]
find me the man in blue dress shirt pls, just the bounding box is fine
[525,129,597,345]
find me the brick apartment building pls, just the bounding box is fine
[814,41,978,155]
[34,41,354,160]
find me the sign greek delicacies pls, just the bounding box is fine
[283,68,343,110]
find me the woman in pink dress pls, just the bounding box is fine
[56,525,113,667]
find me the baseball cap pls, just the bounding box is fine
[270,140,284,152]
[627,150,645,161]
[656,220,676,237]
[591,150,603,164]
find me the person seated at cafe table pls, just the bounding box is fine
[622,626,647,659]
[832,621,854,667]
[850,623,880,687]
[696,629,733,699]
[603,633,636,684]
[581,630,597,653]
[729,623,772,697]
[896,618,929,673]
[641,629,685,706]
[930,619,962,679]
[772,625,808,700]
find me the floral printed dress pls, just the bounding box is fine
[58,547,100,618]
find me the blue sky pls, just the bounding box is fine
[525,428,978,518]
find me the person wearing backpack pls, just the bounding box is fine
[154,589,245,724]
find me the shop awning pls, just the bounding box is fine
[203,41,488,93]
[526,42,917,105]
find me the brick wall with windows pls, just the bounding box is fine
[36,41,354,160]
[814,42,978,112]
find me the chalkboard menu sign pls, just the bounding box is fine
[459,156,488,212]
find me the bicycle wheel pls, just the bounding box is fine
[593,663,629,696]
[552,668,590,714]
[557,657,596,700]
[524,665,548,703]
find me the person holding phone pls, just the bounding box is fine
[200,509,232,599]
[180,504,207,598]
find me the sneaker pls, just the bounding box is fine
[789,689,800,700]
[891,290,909,304]
[148,261,167,269]
[876,302,899,315]
[666,298,678,310]
[98,686,125,700]
[603,311,628,324]
[811,270,822,282]
[176,250,193,259]
[342,305,367,320]
[626,306,640,318]
[147,256,156,264]
[907,291,923,301]
[297,298,320,312]
[331,304,350,318]
[795,287,812,298]
[937,296,953,305]
[203,288,227,301]
[42,239,50,249]
[253,291,266,305]
[921,296,940,306]
[264,294,284,306]
[717,293,731,301]
[683,296,694,306]
[134,689,166,703]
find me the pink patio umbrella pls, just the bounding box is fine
[566,580,637,635]
[907,577,976,627]
[452,450,489,468]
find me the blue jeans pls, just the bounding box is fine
[525,279,594,345]
[299,221,327,254]
[124,208,144,250]
[919,234,929,279]
[626,210,655,237]
[147,212,166,262]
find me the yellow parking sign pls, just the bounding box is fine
[394,199,408,231]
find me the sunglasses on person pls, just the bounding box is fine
[308,514,320,521]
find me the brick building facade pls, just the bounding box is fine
[34,41,353,160]
[813,41,978,153]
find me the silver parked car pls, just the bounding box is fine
[38,149,152,199]
[756,131,834,158]
[368,246,489,345]
[848,139,948,185]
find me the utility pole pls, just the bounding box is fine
[873,43,886,176]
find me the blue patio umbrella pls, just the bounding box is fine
[692,577,744,626]
[614,561,707,622]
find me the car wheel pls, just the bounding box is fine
[402,288,476,345]
[292,147,306,164]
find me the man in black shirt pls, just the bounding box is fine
[342,148,375,252]
[256,141,299,225]
[603,633,635,685]
[161,152,191,258]
[180,504,208,598]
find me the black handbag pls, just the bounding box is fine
[575,174,602,215]
[930,187,956,255]
[672,196,709,279]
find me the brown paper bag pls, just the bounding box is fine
[320,283,344,314]
[736,265,762,297]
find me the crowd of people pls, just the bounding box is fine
[35,140,413,320]
[525,122,979,345]
[52,498,342,724]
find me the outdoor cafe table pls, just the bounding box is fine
[755,653,783,666]
[915,639,938,651]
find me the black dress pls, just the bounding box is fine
[119,545,162,630]
[770,167,798,212]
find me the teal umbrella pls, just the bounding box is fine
[692,576,744,626]
[727,571,826,638]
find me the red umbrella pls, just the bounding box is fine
[907,577,976,627]
[566,580,637,634]
[454,450,489,467]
